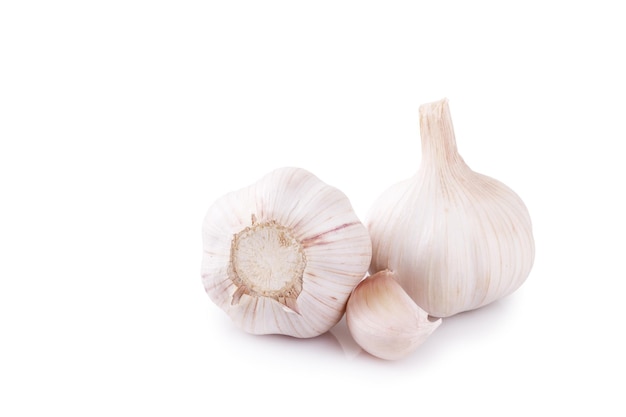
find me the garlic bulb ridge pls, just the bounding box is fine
[202,167,372,338]
[367,99,535,318]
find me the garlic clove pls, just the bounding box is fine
[202,167,372,338]
[346,270,441,360]
[367,99,535,318]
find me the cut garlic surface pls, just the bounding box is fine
[202,167,372,338]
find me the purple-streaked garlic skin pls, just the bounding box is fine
[202,167,372,338]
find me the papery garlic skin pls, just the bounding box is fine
[202,167,372,338]
[346,270,441,360]
[368,99,535,318]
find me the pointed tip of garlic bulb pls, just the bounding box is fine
[202,167,372,338]
[419,97,449,117]
[346,270,441,360]
[418,98,454,138]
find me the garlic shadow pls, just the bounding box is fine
[344,295,520,366]
[412,295,520,359]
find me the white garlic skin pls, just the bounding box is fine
[202,167,372,338]
[368,99,535,318]
[346,270,441,360]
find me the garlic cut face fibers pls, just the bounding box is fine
[368,99,535,318]
[202,167,372,338]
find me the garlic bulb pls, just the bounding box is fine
[368,99,535,318]
[346,270,441,360]
[201,167,372,338]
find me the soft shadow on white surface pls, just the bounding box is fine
[337,294,520,365]
[425,296,518,343]
[212,293,521,366]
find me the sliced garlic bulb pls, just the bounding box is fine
[368,99,535,318]
[346,270,441,360]
[202,167,372,338]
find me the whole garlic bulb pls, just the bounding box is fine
[368,99,535,318]
[202,167,372,338]
[346,270,441,360]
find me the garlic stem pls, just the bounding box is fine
[419,98,467,175]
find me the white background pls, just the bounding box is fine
[1,1,625,415]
